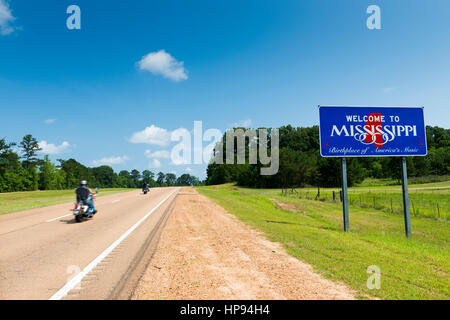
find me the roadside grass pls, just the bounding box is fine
[0,188,135,216]
[197,184,450,300]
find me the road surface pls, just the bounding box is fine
[0,187,179,300]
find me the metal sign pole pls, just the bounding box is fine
[401,157,412,239]
[341,157,350,232]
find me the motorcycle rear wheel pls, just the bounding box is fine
[75,215,83,223]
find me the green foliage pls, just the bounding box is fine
[156,172,165,185]
[131,169,141,186]
[92,165,118,188]
[0,135,200,193]
[176,173,200,186]
[39,155,58,190]
[165,173,177,186]
[142,170,155,184]
[206,125,450,188]
[0,138,37,192]
[19,134,42,170]
[118,170,134,188]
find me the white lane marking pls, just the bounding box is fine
[49,189,178,300]
[47,214,72,223]
[112,199,121,203]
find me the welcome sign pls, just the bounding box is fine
[319,106,427,157]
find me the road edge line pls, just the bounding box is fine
[108,194,178,300]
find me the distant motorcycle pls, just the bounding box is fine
[73,188,98,223]
[142,184,150,195]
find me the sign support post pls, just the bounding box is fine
[341,157,350,232]
[319,106,427,238]
[400,157,412,239]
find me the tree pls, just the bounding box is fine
[53,169,67,190]
[176,174,191,186]
[0,138,17,172]
[20,134,42,169]
[0,138,16,157]
[39,155,58,190]
[92,165,117,188]
[59,158,93,188]
[18,135,42,190]
[165,173,177,186]
[130,169,141,187]
[176,174,200,186]
[156,172,165,185]
[118,170,133,188]
[0,138,32,192]
[142,170,155,184]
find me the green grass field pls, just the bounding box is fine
[355,176,450,187]
[0,188,134,216]
[280,180,450,220]
[287,188,449,220]
[197,184,450,300]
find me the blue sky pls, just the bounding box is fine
[1,0,449,179]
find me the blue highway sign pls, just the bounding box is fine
[319,106,427,157]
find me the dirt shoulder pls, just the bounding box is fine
[133,188,355,300]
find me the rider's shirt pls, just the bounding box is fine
[76,186,90,201]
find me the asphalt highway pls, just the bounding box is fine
[0,187,179,300]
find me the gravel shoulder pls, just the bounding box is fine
[133,188,356,300]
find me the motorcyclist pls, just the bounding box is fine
[75,180,97,215]
[142,181,149,192]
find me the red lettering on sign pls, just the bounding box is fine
[364,113,383,148]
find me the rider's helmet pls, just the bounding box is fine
[80,180,88,187]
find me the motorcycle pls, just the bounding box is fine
[143,187,149,195]
[73,188,98,223]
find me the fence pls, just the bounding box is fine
[281,188,449,220]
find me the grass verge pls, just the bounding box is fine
[197,184,450,300]
[0,188,135,216]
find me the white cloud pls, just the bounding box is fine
[43,119,56,124]
[138,50,188,82]
[92,156,130,166]
[231,119,253,128]
[382,87,395,94]
[144,149,170,159]
[0,0,16,35]
[171,127,190,138]
[149,158,161,168]
[186,167,193,173]
[38,141,70,155]
[130,125,171,146]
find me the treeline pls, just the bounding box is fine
[206,126,450,188]
[0,134,201,193]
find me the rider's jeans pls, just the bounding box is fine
[85,199,96,213]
